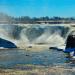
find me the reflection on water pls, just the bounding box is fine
[0,49,66,68]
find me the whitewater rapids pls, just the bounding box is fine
[0,24,71,49]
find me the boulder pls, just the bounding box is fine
[0,38,17,48]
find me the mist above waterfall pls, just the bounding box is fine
[0,24,70,48]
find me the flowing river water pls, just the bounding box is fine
[0,24,74,69]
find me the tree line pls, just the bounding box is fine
[0,13,75,24]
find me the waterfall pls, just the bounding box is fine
[0,24,70,48]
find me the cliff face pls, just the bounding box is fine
[0,38,17,48]
[66,35,75,49]
[66,31,75,49]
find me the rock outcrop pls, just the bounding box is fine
[0,38,17,48]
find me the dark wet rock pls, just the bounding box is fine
[49,47,63,51]
[49,47,58,50]
[28,46,32,48]
[66,35,75,49]
[0,38,17,48]
[26,54,30,56]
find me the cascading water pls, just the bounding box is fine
[0,24,74,69]
[0,24,71,49]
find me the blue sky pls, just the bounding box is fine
[0,0,75,17]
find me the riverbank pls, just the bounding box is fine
[0,65,75,75]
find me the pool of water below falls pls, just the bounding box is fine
[0,49,74,68]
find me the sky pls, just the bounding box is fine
[0,0,75,17]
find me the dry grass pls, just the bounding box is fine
[0,65,75,75]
